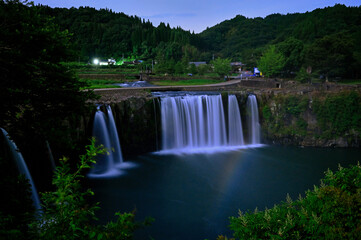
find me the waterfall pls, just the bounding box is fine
[106,105,123,165]
[247,95,261,144]
[228,95,245,146]
[0,128,41,210]
[88,105,123,178]
[161,94,228,151]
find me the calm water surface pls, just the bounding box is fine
[88,146,360,240]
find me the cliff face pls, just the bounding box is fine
[87,89,360,158]
[110,97,160,157]
[257,90,361,147]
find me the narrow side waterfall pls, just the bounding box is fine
[161,94,227,151]
[247,95,261,144]
[1,128,41,210]
[106,105,123,165]
[228,95,245,146]
[88,105,123,178]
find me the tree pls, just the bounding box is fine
[258,45,285,77]
[35,139,153,239]
[0,0,96,170]
[212,58,231,79]
[277,37,304,75]
[197,64,210,76]
[304,32,355,81]
[189,63,198,74]
[174,61,184,74]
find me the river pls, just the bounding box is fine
[88,145,360,239]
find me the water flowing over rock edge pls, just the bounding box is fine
[84,89,360,158]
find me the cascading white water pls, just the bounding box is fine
[228,95,245,146]
[161,94,228,151]
[106,105,123,165]
[88,105,123,178]
[247,95,261,144]
[1,128,41,210]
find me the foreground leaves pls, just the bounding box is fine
[229,163,361,239]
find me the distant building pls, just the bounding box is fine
[230,62,244,66]
[231,62,246,72]
[108,58,116,65]
[93,58,116,65]
[189,62,207,67]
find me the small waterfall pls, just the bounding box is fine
[228,95,245,146]
[106,105,123,165]
[1,128,41,210]
[247,95,261,144]
[88,105,123,178]
[45,140,56,171]
[161,94,228,151]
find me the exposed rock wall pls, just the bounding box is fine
[110,97,160,157]
[257,90,361,147]
[86,88,360,159]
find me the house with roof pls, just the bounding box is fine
[189,62,207,67]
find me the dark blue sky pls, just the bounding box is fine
[32,0,360,33]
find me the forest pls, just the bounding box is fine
[35,3,361,79]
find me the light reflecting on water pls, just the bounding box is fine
[88,146,360,240]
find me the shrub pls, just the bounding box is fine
[229,163,361,239]
[313,91,361,137]
[32,138,153,239]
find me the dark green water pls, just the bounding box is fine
[88,146,361,240]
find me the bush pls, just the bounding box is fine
[229,163,361,239]
[313,91,361,137]
[31,138,153,239]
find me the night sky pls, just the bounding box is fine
[32,0,361,33]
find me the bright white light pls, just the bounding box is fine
[93,59,99,65]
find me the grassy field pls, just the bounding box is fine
[337,79,361,85]
[80,79,122,89]
[152,79,223,86]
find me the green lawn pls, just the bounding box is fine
[337,79,361,85]
[80,79,122,89]
[152,79,223,86]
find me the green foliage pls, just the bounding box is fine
[229,163,361,239]
[304,32,355,80]
[277,37,304,75]
[34,138,105,239]
[200,4,361,79]
[0,175,35,240]
[212,58,231,78]
[104,212,153,240]
[0,0,97,167]
[35,6,201,62]
[174,61,185,74]
[32,138,153,239]
[313,91,361,137]
[258,45,285,77]
[189,63,198,74]
[28,4,361,79]
[284,96,308,117]
[197,64,210,76]
[262,105,272,122]
[261,95,309,137]
[295,67,313,83]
